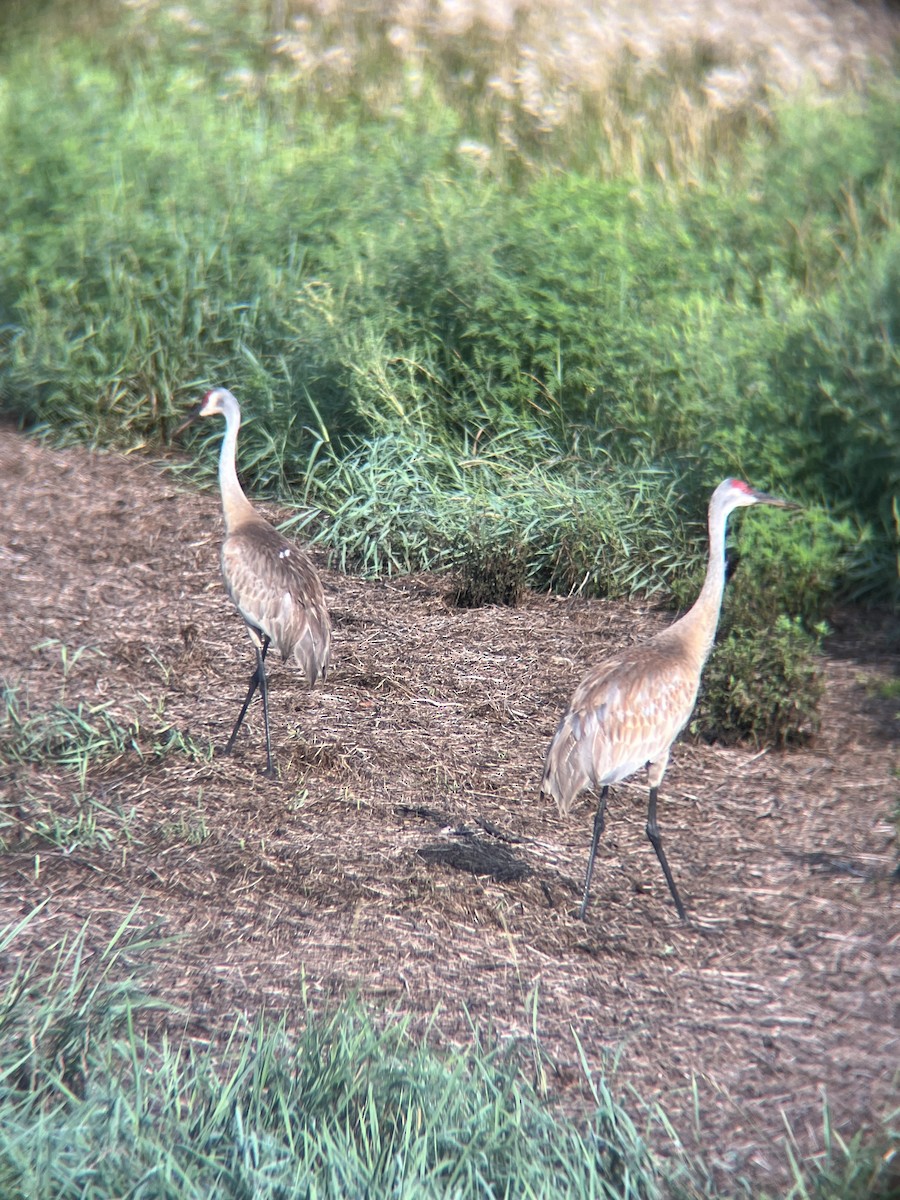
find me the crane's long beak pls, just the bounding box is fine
[751,487,797,509]
[175,401,205,437]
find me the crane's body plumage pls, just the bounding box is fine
[541,477,790,921]
[221,521,331,684]
[181,387,331,776]
[545,641,700,813]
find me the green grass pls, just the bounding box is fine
[781,1102,900,1200]
[1,0,890,750]
[0,679,211,856]
[0,683,210,781]
[0,912,667,1200]
[0,909,895,1199]
[0,684,142,783]
[281,425,698,596]
[0,11,895,1192]
[0,790,137,856]
[0,6,897,605]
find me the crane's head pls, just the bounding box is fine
[176,387,240,434]
[713,477,793,516]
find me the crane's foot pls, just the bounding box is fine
[671,896,688,923]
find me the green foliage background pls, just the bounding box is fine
[0,5,898,1192]
[1,2,897,609]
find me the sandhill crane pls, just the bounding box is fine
[179,387,332,777]
[541,478,791,922]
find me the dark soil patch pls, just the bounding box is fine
[1,427,897,1189]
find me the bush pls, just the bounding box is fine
[773,234,900,603]
[287,425,699,599]
[450,530,528,608]
[680,504,842,745]
[726,506,855,627]
[697,616,825,747]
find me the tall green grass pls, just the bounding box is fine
[0,3,897,604]
[283,426,696,596]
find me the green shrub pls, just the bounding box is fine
[697,616,825,746]
[772,235,900,603]
[726,506,855,627]
[683,506,841,745]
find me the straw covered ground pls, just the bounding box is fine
[0,425,897,1188]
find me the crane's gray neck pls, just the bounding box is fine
[217,395,255,529]
[679,499,731,667]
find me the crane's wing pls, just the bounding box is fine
[221,522,332,685]
[541,645,699,816]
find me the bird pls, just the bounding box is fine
[540,478,791,922]
[178,387,332,777]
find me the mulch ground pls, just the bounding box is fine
[1,424,897,1191]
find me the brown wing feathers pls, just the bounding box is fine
[541,642,699,814]
[222,519,331,683]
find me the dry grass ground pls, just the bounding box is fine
[1,424,897,1189]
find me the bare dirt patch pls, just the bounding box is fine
[1,426,897,1189]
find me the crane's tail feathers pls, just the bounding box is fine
[289,622,332,685]
[540,712,593,816]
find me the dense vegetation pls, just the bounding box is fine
[2,912,668,1199]
[1,1,897,609]
[3,2,897,750]
[0,5,897,1193]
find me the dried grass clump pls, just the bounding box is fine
[104,0,897,173]
[270,0,897,173]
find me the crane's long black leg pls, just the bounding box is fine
[645,786,687,922]
[256,641,275,779]
[578,786,609,920]
[224,638,270,757]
